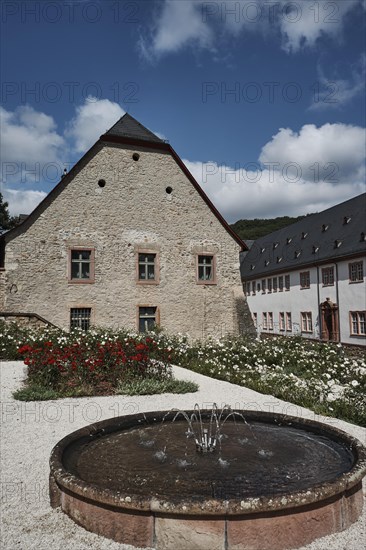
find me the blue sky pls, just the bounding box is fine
[1,0,365,222]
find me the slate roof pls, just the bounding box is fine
[105,113,164,143]
[241,193,366,280]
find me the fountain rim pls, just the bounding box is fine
[50,409,366,517]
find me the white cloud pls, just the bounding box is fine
[1,187,47,216]
[141,0,363,58]
[65,97,125,153]
[0,98,125,215]
[0,105,65,168]
[183,123,365,222]
[309,54,366,110]
[139,0,213,60]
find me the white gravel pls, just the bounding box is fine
[1,361,365,550]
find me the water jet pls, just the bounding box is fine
[50,408,366,550]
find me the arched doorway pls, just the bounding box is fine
[320,298,339,342]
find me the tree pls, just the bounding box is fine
[0,193,19,230]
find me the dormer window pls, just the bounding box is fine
[264,260,270,266]
[312,246,320,254]
[322,224,329,232]
[334,240,342,249]
[260,247,265,253]
[343,216,351,225]
[276,256,282,263]
[301,232,308,239]
[273,242,279,250]
[294,251,301,259]
[286,237,292,244]
[250,264,255,270]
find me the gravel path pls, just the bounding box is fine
[1,361,365,550]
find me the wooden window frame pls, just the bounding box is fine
[349,262,363,283]
[322,267,334,287]
[300,271,310,289]
[136,250,160,285]
[349,311,366,336]
[301,311,313,333]
[279,312,285,331]
[137,305,160,333]
[286,312,292,332]
[196,254,217,285]
[68,247,95,284]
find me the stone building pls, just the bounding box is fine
[0,114,252,340]
[241,193,366,346]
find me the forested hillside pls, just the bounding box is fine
[230,215,310,241]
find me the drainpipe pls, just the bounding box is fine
[316,265,321,342]
[335,262,341,343]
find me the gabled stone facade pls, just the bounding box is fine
[1,114,253,340]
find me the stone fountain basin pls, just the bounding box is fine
[49,410,366,550]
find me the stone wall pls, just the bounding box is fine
[2,143,254,340]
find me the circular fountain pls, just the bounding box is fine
[49,408,366,550]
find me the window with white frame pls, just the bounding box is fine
[349,262,363,283]
[70,308,91,331]
[138,253,157,282]
[285,274,290,291]
[253,312,257,327]
[279,276,284,291]
[273,277,277,292]
[261,279,266,293]
[268,312,273,330]
[267,278,272,292]
[279,312,285,331]
[300,271,310,289]
[246,282,251,295]
[139,307,158,332]
[286,312,292,331]
[70,249,94,282]
[350,311,366,336]
[322,267,334,286]
[262,312,268,330]
[252,281,256,295]
[197,255,215,283]
[301,312,313,333]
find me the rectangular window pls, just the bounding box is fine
[279,276,284,291]
[267,278,272,293]
[286,312,292,332]
[262,312,268,330]
[253,312,257,327]
[300,271,310,289]
[197,255,215,283]
[279,312,285,331]
[350,311,366,336]
[139,306,158,332]
[268,312,273,330]
[252,281,256,295]
[69,249,94,283]
[246,282,251,295]
[322,267,334,286]
[261,279,266,293]
[138,253,157,282]
[349,262,363,283]
[273,277,277,292]
[285,274,290,291]
[301,312,313,333]
[70,308,91,331]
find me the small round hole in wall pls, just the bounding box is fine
[132,153,140,161]
[98,179,106,188]
[166,186,173,194]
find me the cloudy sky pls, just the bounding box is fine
[1,0,365,222]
